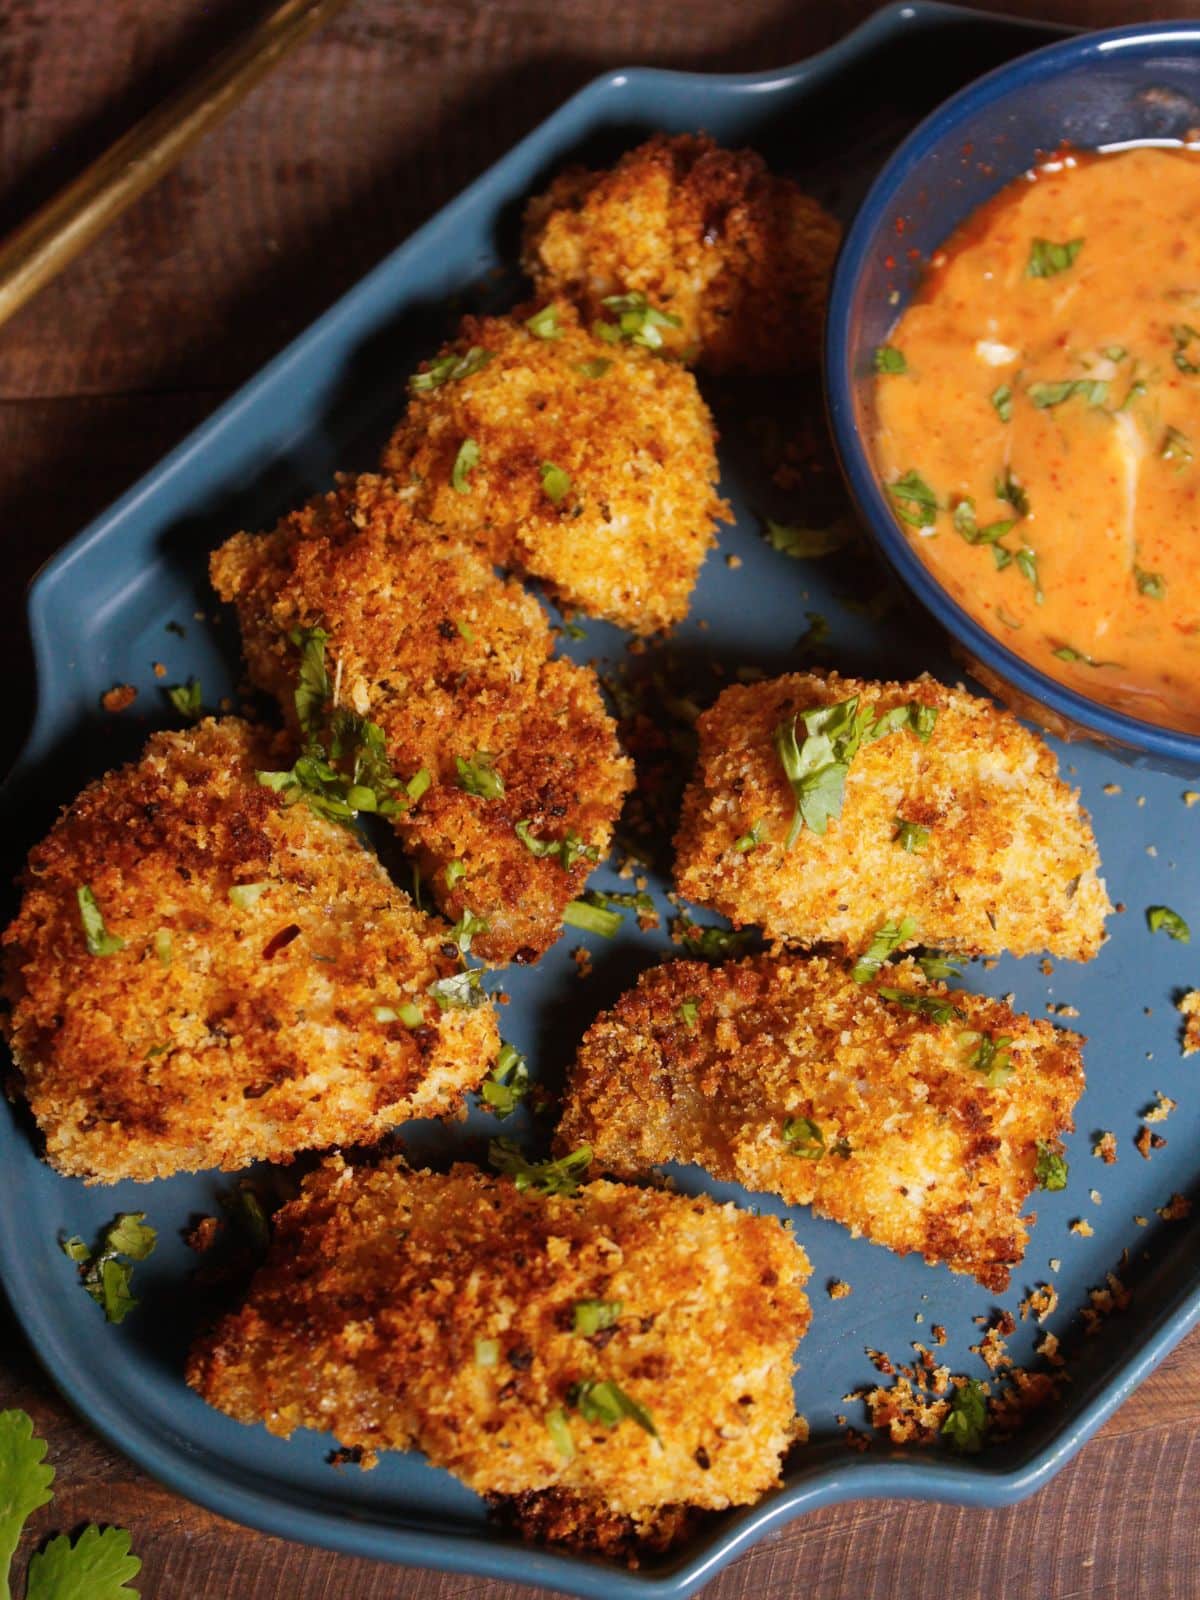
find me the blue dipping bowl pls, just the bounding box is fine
[825,21,1200,775]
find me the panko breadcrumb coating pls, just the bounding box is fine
[211,474,632,964]
[674,670,1111,960]
[1179,990,1200,1056]
[380,301,728,633]
[187,1156,810,1547]
[557,954,1086,1290]
[0,719,498,1184]
[521,134,842,375]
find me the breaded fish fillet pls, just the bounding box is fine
[521,134,842,376]
[187,1156,811,1545]
[674,671,1111,961]
[557,955,1085,1290]
[210,474,632,964]
[380,301,728,633]
[0,719,498,1183]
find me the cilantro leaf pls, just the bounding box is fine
[963,1031,1014,1086]
[1162,425,1193,466]
[451,437,480,493]
[0,1409,55,1599]
[573,1299,622,1336]
[1027,378,1107,410]
[448,909,489,956]
[539,461,572,505]
[567,1378,659,1439]
[917,950,962,982]
[851,916,918,983]
[1134,566,1166,599]
[409,345,493,392]
[676,998,700,1029]
[76,887,124,958]
[1034,1139,1069,1192]
[456,751,504,799]
[525,304,560,340]
[26,1524,140,1600]
[894,819,930,853]
[488,1139,592,1195]
[942,1378,989,1452]
[782,1116,825,1159]
[672,915,753,960]
[289,626,331,738]
[734,821,764,853]
[877,986,963,1024]
[563,898,622,937]
[165,679,202,721]
[1147,905,1190,943]
[887,469,938,528]
[995,469,1030,518]
[1171,323,1200,375]
[593,291,682,350]
[873,344,906,374]
[479,1042,530,1119]
[990,384,1012,423]
[428,969,487,1010]
[765,518,853,559]
[514,821,599,871]
[61,1213,156,1324]
[1027,237,1083,278]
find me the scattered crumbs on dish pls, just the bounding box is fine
[931,1324,947,1346]
[1018,1284,1058,1323]
[571,946,593,980]
[1049,1257,1062,1273]
[866,1348,894,1375]
[1080,1273,1132,1337]
[913,1311,924,1324]
[100,683,137,713]
[844,1427,871,1453]
[165,620,186,638]
[1102,783,1122,796]
[185,1215,220,1254]
[982,958,999,970]
[1137,796,1146,808]
[1178,990,1200,1055]
[1114,902,1127,914]
[724,553,742,570]
[827,1279,852,1300]
[1134,1214,1149,1227]
[1089,1189,1102,1206]
[1047,1002,1079,1018]
[152,661,167,678]
[1070,1218,1094,1237]
[1039,958,1054,976]
[835,1413,847,1427]
[1183,790,1200,807]
[972,1313,1014,1371]
[1135,1125,1167,1160]
[793,1414,809,1447]
[1146,845,1158,857]
[1002,992,1016,1007]
[1038,1331,1064,1366]
[327,1445,368,1469]
[1157,1194,1191,1221]
[1093,1131,1117,1164]
[193,610,207,622]
[1142,1091,1177,1124]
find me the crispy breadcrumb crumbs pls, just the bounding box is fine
[1135,1126,1167,1160]
[1179,990,1200,1055]
[100,683,137,713]
[521,134,841,375]
[1093,1132,1117,1164]
[1143,1091,1177,1123]
[827,1280,852,1300]
[1,719,498,1182]
[674,672,1111,960]
[210,474,632,964]
[188,1157,811,1544]
[381,302,728,634]
[1070,1219,1095,1237]
[558,952,1085,1290]
[1158,1193,1192,1221]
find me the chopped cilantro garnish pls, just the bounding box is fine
[995,469,1030,517]
[874,344,907,374]
[1162,425,1193,466]
[888,469,938,528]
[445,859,466,888]
[290,625,330,737]
[228,882,269,909]
[480,1041,529,1118]
[990,383,1013,423]
[166,678,203,720]
[539,461,572,504]
[525,304,561,339]
[456,751,504,799]
[1035,1139,1069,1191]
[1015,545,1043,602]
[451,437,480,493]
[397,1001,424,1027]
[574,357,612,379]
[448,908,489,955]
[1147,904,1190,943]
[1027,237,1083,278]
[594,291,682,350]
[676,998,700,1029]
[766,517,852,559]
[877,987,963,1024]
[782,1116,825,1159]
[77,886,124,957]
[1103,345,1127,362]
[734,821,764,853]
[775,698,937,847]
[952,497,1015,549]
[852,916,918,983]
[153,929,173,968]
[917,950,962,982]
[1027,378,1107,409]
[1171,323,1200,375]
[963,1031,1014,1086]
[428,968,487,1010]
[894,818,930,853]
[409,345,493,392]
[673,915,753,960]
[474,1338,500,1367]
[563,898,622,938]
[1052,644,1123,668]
[406,766,431,801]
[545,1407,575,1460]
[514,821,599,871]
[942,1378,989,1452]
[573,1298,622,1336]
[489,1139,592,1194]
[60,1212,156,1324]
[567,1377,659,1439]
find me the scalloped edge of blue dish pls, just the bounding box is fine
[7,7,1200,1599]
[825,18,1200,776]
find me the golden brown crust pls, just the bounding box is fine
[380,301,728,633]
[673,670,1112,960]
[521,134,842,375]
[187,1157,811,1520]
[0,719,499,1183]
[210,474,633,964]
[557,954,1087,1291]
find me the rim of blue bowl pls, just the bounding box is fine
[825,19,1200,773]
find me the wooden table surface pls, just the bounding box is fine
[3,2,1200,1595]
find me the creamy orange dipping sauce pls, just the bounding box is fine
[874,146,1200,732]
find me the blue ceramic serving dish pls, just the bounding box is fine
[826,20,1200,775]
[3,7,1200,1598]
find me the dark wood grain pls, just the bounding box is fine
[2,2,1199,1596]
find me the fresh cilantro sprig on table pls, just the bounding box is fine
[0,1409,140,1599]
[60,1213,156,1325]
